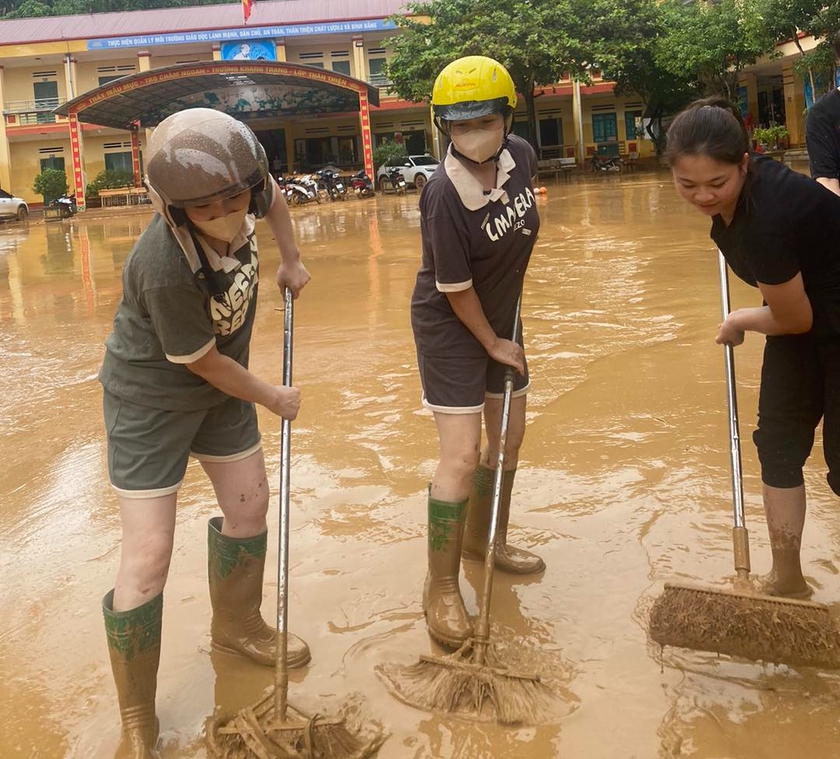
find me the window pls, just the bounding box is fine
[105,152,133,173]
[99,75,124,86]
[332,60,351,75]
[33,80,58,124]
[368,57,388,86]
[592,113,618,143]
[40,156,65,172]
[624,111,643,141]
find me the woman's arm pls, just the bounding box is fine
[264,177,311,297]
[716,273,813,345]
[187,344,300,419]
[446,288,525,373]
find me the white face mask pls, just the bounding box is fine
[451,126,504,163]
[190,207,248,243]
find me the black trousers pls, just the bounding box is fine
[754,331,840,495]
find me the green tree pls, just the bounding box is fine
[385,0,640,149]
[756,0,840,105]
[655,0,779,100]
[85,168,134,197]
[32,167,67,203]
[372,138,408,170]
[609,0,701,154]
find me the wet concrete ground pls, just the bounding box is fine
[2,172,840,758]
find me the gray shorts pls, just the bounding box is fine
[417,352,530,414]
[103,389,261,498]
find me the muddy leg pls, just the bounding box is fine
[759,483,812,598]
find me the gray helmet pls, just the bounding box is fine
[145,108,268,208]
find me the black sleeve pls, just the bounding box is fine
[806,104,840,180]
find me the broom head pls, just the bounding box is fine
[207,692,387,759]
[649,581,840,669]
[376,642,561,725]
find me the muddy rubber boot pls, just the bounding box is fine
[462,465,546,574]
[423,494,473,648]
[207,517,311,668]
[102,590,162,759]
[758,483,812,599]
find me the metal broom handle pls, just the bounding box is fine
[474,294,522,665]
[275,287,294,721]
[718,251,750,579]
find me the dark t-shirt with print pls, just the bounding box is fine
[711,155,840,333]
[411,134,540,357]
[99,214,260,410]
[805,89,840,180]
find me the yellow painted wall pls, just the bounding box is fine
[4,66,68,104]
[74,59,138,94]
[10,139,71,202]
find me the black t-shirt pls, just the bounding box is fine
[411,134,540,357]
[711,156,840,333]
[805,89,840,180]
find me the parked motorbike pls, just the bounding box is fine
[316,168,347,201]
[49,193,78,217]
[278,174,322,206]
[349,169,375,198]
[385,166,408,195]
[589,154,623,173]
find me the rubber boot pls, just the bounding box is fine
[102,590,162,759]
[462,465,546,574]
[423,493,473,648]
[759,483,812,599]
[208,517,311,668]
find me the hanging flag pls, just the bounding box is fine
[242,0,253,24]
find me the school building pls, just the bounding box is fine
[0,0,814,211]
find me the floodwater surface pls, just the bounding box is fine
[2,172,840,759]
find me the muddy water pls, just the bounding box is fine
[2,174,840,759]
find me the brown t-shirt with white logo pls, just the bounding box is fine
[411,134,540,357]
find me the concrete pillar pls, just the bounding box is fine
[783,61,808,147]
[742,72,759,128]
[359,90,374,178]
[68,112,87,210]
[572,79,584,165]
[352,37,367,81]
[430,104,442,159]
[137,51,151,72]
[212,44,221,62]
[63,53,78,101]
[275,39,286,62]
[285,127,296,174]
[130,124,142,186]
[0,66,12,191]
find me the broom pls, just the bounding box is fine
[377,296,560,725]
[648,252,840,669]
[208,289,386,759]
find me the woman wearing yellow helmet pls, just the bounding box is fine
[410,56,545,649]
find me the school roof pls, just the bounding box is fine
[0,0,409,46]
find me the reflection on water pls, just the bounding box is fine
[2,174,839,759]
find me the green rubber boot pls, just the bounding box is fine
[462,465,546,574]
[208,517,311,668]
[102,590,162,759]
[423,493,473,648]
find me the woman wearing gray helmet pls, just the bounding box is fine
[98,108,310,758]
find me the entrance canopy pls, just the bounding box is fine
[55,60,381,128]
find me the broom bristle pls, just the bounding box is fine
[649,582,840,668]
[207,700,386,759]
[376,646,559,725]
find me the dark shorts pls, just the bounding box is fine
[417,351,530,414]
[103,389,261,498]
[753,332,840,495]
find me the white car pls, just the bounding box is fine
[376,154,440,191]
[0,189,28,221]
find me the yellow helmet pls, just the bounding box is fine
[431,55,517,124]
